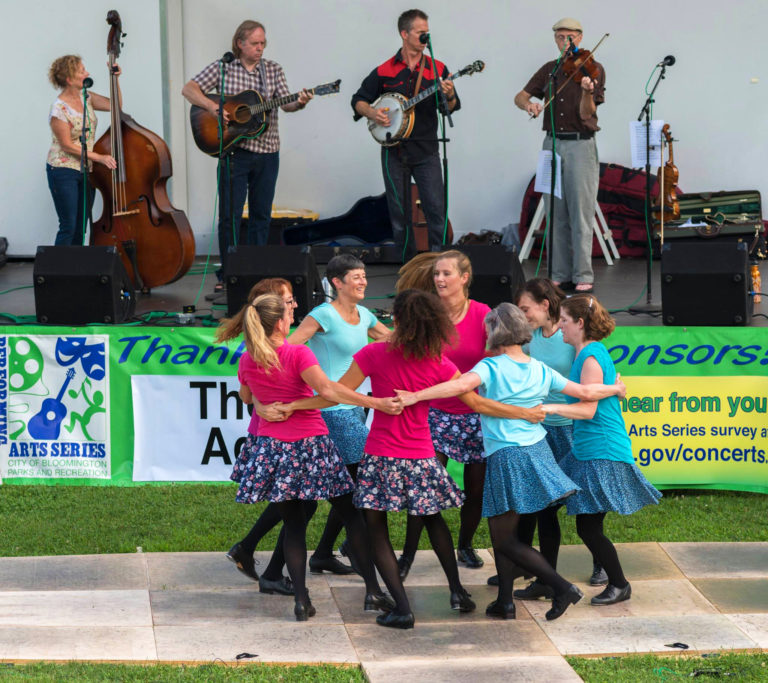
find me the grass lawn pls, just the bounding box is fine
[568,652,768,682]
[0,662,365,682]
[0,485,765,557]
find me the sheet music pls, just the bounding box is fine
[630,120,664,167]
[534,150,562,198]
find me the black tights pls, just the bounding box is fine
[402,455,486,558]
[365,509,463,615]
[276,494,381,605]
[488,511,571,603]
[575,513,627,588]
[239,501,318,581]
[312,464,358,559]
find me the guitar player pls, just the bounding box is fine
[182,20,312,290]
[352,9,459,262]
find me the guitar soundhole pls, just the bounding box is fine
[233,105,251,124]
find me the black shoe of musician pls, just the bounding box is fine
[226,543,259,582]
[309,554,355,575]
[457,547,484,568]
[485,599,516,620]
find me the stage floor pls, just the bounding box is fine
[1,255,765,327]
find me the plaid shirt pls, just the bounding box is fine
[192,57,290,153]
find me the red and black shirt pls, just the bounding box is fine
[352,49,460,158]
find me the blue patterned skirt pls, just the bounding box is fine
[323,407,367,465]
[428,407,485,464]
[559,451,663,515]
[353,453,465,515]
[234,434,355,504]
[543,423,574,464]
[482,439,580,517]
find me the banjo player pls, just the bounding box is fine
[352,9,459,261]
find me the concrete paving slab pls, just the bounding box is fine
[362,656,582,682]
[540,614,760,655]
[150,585,342,625]
[726,614,768,648]
[145,551,270,590]
[0,626,157,660]
[522,579,717,621]
[332,584,532,625]
[692,578,768,613]
[346,621,559,661]
[0,590,151,627]
[0,554,148,591]
[662,542,768,578]
[556,542,684,582]
[154,623,357,663]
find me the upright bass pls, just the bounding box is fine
[91,10,195,292]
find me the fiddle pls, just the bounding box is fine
[652,124,680,222]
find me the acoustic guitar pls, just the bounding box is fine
[190,80,341,156]
[27,369,75,441]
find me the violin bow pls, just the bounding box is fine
[538,33,610,116]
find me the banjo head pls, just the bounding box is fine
[368,93,409,145]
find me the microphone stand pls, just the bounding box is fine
[425,35,452,247]
[217,57,236,288]
[79,81,93,246]
[537,48,568,277]
[629,61,668,314]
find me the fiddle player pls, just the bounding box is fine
[46,56,119,246]
[182,20,313,291]
[514,18,605,294]
[352,9,459,262]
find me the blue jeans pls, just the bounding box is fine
[218,148,279,275]
[381,148,446,261]
[46,164,93,246]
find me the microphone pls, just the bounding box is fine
[567,36,579,54]
[419,33,430,45]
[658,55,676,67]
[82,77,94,89]
[221,51,235,64]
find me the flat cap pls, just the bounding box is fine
[552,17,583,32]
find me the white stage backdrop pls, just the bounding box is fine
[2,0,765,255]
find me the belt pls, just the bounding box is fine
[546,131,594,140]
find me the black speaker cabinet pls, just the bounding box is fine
[224,245,323,319]
[454,245,526,309]
[34,246,136,325]
[661,241,751,326]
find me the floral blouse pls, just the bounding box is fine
[47,97,97,171]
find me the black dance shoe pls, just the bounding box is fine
[487,574,499,586]
[376,611,415,629]
[591,582,632,605]
[294,599,317,621]
[225,543,259,582]
[545,584,584,621]
[338,539,363,576]
[259,575,294,596]
[309,555,354,575]
[397,554,414,581]
[485,599,516,620]
[364,591,396,613]
[457,547,484,568]
[513,580,554,600]
[450,587,476,612]
[590,563,609,586]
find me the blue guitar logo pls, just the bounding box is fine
[28,369,76,440]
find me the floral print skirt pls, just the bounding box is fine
[233,434,354,504]
[428,408,485,464]
[353,452,465,515]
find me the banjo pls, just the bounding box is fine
[368,60,484,146]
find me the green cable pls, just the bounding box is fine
[0,285,34,296]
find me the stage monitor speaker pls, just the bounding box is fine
[661,241,751,326]
[225,245,323,319]
[454,245,526,309]
[34,245,136,325]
